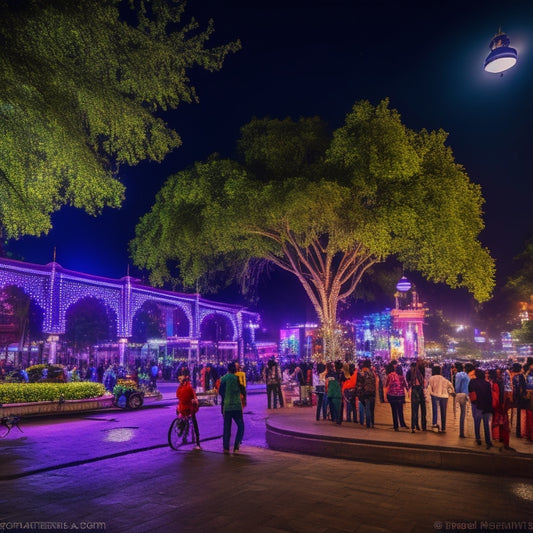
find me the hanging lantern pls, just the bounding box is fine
[484,28,517,74]
[396,276,411,292]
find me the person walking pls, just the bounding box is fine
[219,361,246,454]
[453,362,470,438]
[468,368,493,449]
[427,365,454,433]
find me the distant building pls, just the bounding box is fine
[352,277,427,360]
[279,323,320,361]
[389,279,426,359]
[353,311,392,359]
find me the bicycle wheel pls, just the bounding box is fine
[127,392,144,409]
[168,418,183,450]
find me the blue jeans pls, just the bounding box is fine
[410,385,426,430]
[361,396,375,428]
[267,383,283,408]
[471,404,492,445]
[359,399,366,426]
[223,410,245,451]
[387,395,406,429]
[431,395,448,431]
[345,395,357,423]
[328,397,342,424]
[455,393,468,437]
[315,387,327,420]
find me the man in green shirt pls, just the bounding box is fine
[219,361,246,454]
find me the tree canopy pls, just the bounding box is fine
[506,237,533,302]
[130,99,495,333]
[0,0,240,239]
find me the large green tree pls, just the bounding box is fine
[0,0,239,239]
[131,99,495,356]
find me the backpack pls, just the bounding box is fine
[326,378,341,398]
[512,373,527,407]
[344,388,356,402]
[356,369,376,398]
[267,366,279,385]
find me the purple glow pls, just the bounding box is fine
[0,257,259,346]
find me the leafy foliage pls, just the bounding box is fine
[131,99,495,332]
[0,0,240,238]
[131,301,165,343]
[506,237,533,302]
[113,379,139,397]
[26,363,66,383]
[0,382,106,403]
[512,320,533,346]
[2,285,44,344]
[64,296,117,351]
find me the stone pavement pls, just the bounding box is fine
[266,395,533,478]
[1,384,533,533]
[2,383,532,479]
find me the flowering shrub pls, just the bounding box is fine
[112,379,138,397]
[0,382,106,404]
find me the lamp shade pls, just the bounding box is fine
[396,276,411,292]
[484,30,517,74]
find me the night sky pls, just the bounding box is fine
[9,0,533,333]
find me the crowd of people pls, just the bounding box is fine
[309,356,533,451]
[2,353,532,453]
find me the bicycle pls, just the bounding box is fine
[168,415,194,450]
[1,415,23,438]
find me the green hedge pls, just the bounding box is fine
[26,363,67,383]
[0,382,107,404]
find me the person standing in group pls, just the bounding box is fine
[219,361,246,454]
[314,362,328,420]
[385,363,408,431]
[235,361,246,388]
[325,361,343,424]
[265,359,283,409]
[406,359,426,432]
[525,358,533,442]
[342,363,357,423]
[489,368,510,450]
[510,363,528,439]
[235,361,247,408]
[356,359,377,428]
[453,362,470,438]
[468,368,493,449]
[427,365,454,433]
[176,375,201,449]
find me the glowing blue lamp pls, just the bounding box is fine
[396,276,411,292]
[484,28,517,74]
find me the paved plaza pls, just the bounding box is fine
[1,385,532,533]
